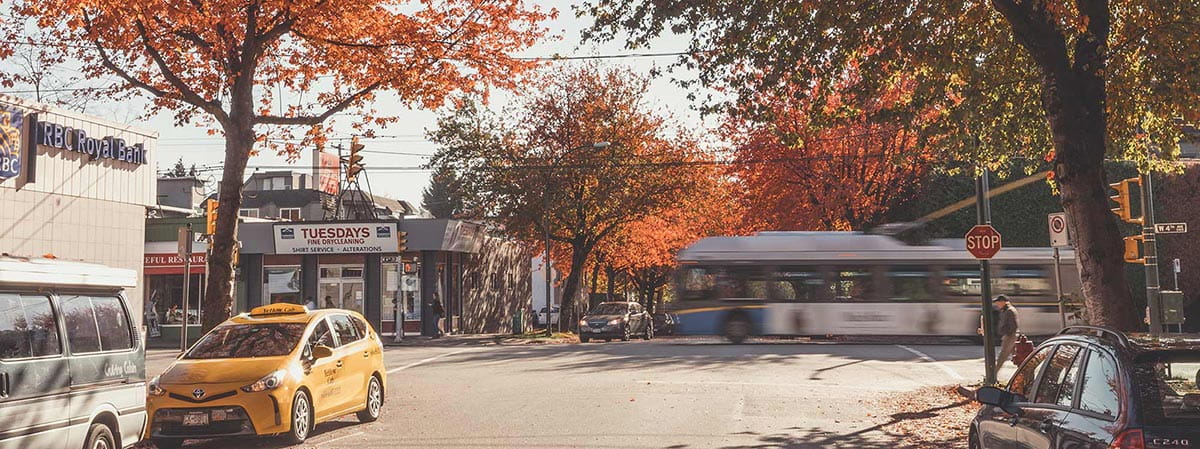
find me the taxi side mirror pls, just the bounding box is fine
[311,345,334,360]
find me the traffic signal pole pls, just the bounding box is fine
[976,168,998,385]
[1140,173,1163,336]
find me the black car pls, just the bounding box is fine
[578,302,652,343]
[652,313,678,336]
[971,325,1199,449]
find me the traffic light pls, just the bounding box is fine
[205,200,220,235]
[397,231,408,252]
[1108,178,1143,224]
[1123,235,1145,264]
[347,137,365,182]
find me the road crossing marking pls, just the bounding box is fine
[386,348,474,374]
[895,345,964,380]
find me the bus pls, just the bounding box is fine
[672,231,1083,343]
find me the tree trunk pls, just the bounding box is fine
[604,265,616,302]
[1042,75,1140,330]
[557,241,591,329]
[201,121,254,331]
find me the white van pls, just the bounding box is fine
[0,256,146,449]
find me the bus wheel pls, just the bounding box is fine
[724,316,751,344]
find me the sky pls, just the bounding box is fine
[1,2,713,209]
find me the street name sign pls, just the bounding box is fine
[965,225,1002,259]
[1155,223,1187,234]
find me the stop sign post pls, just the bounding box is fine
[965,225,1002,259]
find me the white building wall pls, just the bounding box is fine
[0,95,157,326]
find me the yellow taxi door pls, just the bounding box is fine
[303,318,341,420]
[329,314,367,414]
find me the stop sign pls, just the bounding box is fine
[965,225,1002,259]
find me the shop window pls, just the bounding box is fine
[239,208,259,218]
[265,267,303,305]
[0,293,62,359]
[342,267,364,278]
[279,208,301,221]
[888,268,933,301]
[147,273,204,326]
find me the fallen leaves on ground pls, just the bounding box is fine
[875,385,980,449]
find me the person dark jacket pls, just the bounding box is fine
[998,304,1020,336]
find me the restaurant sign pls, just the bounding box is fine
[274,222,400,254]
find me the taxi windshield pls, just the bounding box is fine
[184,323,307,359]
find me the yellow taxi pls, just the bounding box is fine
[145,304,386,448]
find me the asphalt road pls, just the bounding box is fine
[153,338,1015,449]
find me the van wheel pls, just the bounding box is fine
[85,423,116,449]
[357,376,383,422]
[284,390,313,444]
[724,316,751,344]
[152,438,183,449]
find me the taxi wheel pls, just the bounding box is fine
[356,376,383,422]
[284,390,313,445]
[85,423,116,449]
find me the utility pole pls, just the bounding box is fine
[1141,173,1163,336]
[976,168,998,385]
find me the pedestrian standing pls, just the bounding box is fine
[303,296,317,310]
[994,295,1021,368]
[430,294,445,338]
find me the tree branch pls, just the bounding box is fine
[253,80,383,125]
[990,0,1072,77]
[132,20,229,124]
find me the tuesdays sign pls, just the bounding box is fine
[274,222,400,254]
[0,106,23,181]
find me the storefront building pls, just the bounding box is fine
[0,95,157,325]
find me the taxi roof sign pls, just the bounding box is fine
[249,303,309,316]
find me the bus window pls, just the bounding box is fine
[830,268,874,301]
[888,268,933,301]
[942,266,982,297]
[772,268,823,302]
[678,266,717,301]
[717,267,769,300]
[997,265,1051,296]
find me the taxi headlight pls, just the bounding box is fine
[240,369,287,393]
[147,375,166,396]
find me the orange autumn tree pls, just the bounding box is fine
[595,165,744,312]
[725,85,931,231]
[429,65,706,328]
[2,0,551,329]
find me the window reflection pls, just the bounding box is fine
[185,323,307,359]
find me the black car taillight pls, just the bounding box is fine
[1110,429,1144,449]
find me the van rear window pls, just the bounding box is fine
[1133,352,1200,424]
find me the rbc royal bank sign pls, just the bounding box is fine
[273,222,400,254]
[36,120,149,165]
[0,106,23,181]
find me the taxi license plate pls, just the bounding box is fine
[183,412,209,426]
[592,329,602,333]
